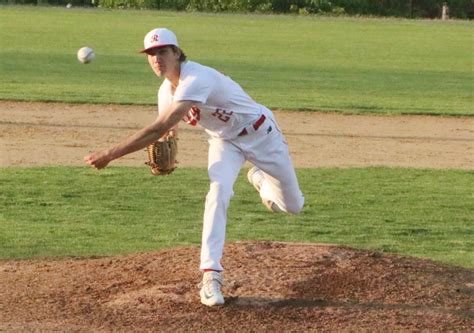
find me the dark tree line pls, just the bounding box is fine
[4,0,473,19]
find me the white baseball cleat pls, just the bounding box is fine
[248,167,284,213]
[200,271,225,306]
[262,199,284,213]
[247,166,264,192]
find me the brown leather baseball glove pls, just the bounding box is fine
[145,136,178,175]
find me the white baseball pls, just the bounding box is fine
[77,47,95,64]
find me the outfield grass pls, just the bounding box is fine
[0,7,472,115]
[1,167,472,268]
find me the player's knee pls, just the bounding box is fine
[207,182,234,203]
[265,199,303,214]
[285,204,303,215]
[285,198,304,215]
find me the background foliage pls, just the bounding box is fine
[2,0,473,18]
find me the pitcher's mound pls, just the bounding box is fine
[1,241,472,331]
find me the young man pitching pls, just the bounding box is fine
[84,28,304,307]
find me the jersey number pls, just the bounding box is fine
[212,109,233,123]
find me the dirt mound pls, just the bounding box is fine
[1,241,472,332]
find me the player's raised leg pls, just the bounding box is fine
[248,166,303,214]
[246,120,304,214]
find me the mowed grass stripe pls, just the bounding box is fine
[1,167,472,268]
[0,7,472,115]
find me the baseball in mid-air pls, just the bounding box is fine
[77,47,95,64]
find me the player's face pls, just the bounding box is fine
[146,46,180,77]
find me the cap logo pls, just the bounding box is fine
[150,34,159,43]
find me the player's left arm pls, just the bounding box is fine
[84,100,193,170]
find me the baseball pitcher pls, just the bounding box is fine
[84,28,304,307]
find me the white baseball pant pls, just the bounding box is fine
[200,110,304,271]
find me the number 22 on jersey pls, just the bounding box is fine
[183,107,234,126]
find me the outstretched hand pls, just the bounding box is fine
[84,149,113,170]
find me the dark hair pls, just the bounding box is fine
[171,45,187,62]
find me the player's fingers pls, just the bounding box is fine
[84,155,94,165]
[84,154,100,169]
[84,151,110,170]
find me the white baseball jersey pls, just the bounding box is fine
[158,61,264,139]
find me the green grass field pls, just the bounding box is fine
[1,167,473,268]
[0,7,473,115]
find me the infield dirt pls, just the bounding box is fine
[1,101,473,169]
[1,101,473,331]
